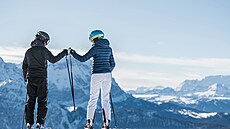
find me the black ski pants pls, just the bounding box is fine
[25,77,48,125]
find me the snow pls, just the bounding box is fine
[154,101,163,105]
[133,94,158,99]
[0,80,12,87]
[48,59,91,91]
[180,97,198,104]
[193,83,217,97]
[66,106,78,112]
[133,94,199,105]
[208,97,230,100]
[224,113,229,115]
[149,96,198,105]
[155,95,178,102]
[178,109,217,119]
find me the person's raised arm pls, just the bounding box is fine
[70,47,96,62]
[45,48,68,63]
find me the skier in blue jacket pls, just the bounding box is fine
[70,30,115,129]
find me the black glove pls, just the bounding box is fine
[63,49,68,55]
[70,49,75,54]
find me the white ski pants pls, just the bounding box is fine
[87,73,112,120]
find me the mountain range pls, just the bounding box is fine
[0,57,230,129]
[128,75,230,114]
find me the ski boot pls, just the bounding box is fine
[36,123,44,129]
[84,119,93,129]
[26,123,32,129]
[101,125,109,129]
[101,120,110,129]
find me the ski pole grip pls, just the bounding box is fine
[68,47,72,55]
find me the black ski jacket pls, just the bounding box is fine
[22,39,66,79]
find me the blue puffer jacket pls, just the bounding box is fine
[71,39,115,74]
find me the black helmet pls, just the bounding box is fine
[35,31,50,44]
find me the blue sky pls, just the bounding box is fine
[0,0,230,90]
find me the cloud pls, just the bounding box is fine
[115,52,230,70]
[113,69,183,88]
[4,46,229,71]
[112,52,230,90]
[1,46,230,90]
[0,46,27,63]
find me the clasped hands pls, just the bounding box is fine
[63,48,75,55]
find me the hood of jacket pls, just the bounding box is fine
[94,39,110,48]
[31,39,45,47]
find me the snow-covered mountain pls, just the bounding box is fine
[1,57,230,129]
[177,76,230,96]
[128,75,230,113]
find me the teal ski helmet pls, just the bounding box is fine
[89,30,104,42]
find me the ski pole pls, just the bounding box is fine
[110,93,118,128]
[65,53,76,111]
[69,53,76,111]
[21,82,27,129]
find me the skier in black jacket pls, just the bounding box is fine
[22,31,68,129]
